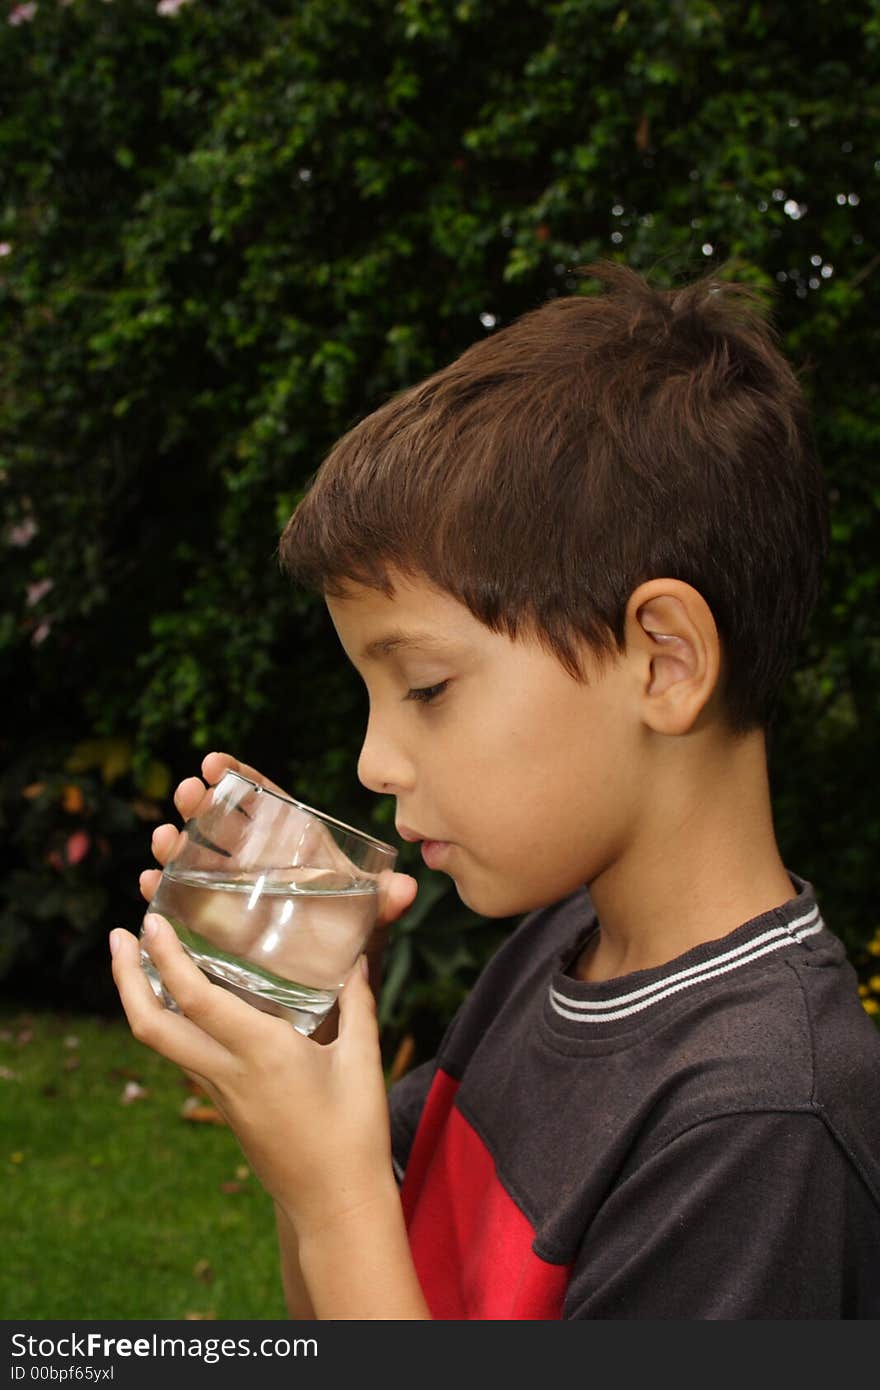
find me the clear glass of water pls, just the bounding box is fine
[139,771,397,1035]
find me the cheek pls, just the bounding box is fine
[451,730,590,867]
[442,702,625,904]
[484,705,590,811]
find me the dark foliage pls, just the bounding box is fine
[2,0,878,1054]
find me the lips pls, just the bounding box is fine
[396,824,452,870]
[395,824,424,843]
[420,839,451,870]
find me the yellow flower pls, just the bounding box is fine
[868,941,880,957]
[863,998,880,1017]
[869,976,880,994]
[858,984,869,997]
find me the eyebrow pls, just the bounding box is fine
[361,630,448,661]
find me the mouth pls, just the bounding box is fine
[396,824,453,870]
[395,824,425,843]
[419,839,451,870]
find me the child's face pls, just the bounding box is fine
[326,572,643,917]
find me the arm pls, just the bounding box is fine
[111,908,430,1319]
[272,929,393,1320]
[295,1183,431,1319]
[139,752,411,1320]
[565,1110,874,1319]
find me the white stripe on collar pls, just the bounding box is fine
[549,905,824,1025]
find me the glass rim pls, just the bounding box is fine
[217,770,398,860]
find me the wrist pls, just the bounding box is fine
[294,1180,431,1320]
[285,1170,401,1248]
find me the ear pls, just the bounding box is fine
[625,579,722,735]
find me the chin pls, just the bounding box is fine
[452,876,558,920]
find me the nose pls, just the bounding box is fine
[357,708,416,795]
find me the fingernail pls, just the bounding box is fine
[108,930,120,957]
[142,915,160,939]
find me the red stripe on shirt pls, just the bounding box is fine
[401,1069,571,1319]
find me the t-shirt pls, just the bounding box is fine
[389,875,880,1319]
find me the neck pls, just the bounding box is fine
[576,727,794,983]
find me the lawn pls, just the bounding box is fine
[1,1004,287,1320]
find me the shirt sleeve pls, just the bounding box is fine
[388,1058,438,1187]
[563,1110,880,1319]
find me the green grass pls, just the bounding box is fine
[0,1004,287,1320]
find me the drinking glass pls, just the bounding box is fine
[139,771,397,1035]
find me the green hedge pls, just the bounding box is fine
[2,0,879,1057]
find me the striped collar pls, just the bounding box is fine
[546,876,828,1035]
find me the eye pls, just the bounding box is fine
[405,680,449,705]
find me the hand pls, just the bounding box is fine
[110,896,416,1240]
[139,750,300,910]
[140,751,399,1037]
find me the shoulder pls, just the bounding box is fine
[620,921,880,1193]
[564,1106,880,1317]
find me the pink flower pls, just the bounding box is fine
[31,621,51,645]
[26,576,53,606]
[65,831,91,866]
[9,517,37,546]
[0,243,11,257]
[157,0,193,15]
[8,4,38,25]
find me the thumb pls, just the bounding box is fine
[376,870,418,927]
[336,954,382,1057]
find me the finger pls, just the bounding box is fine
[201,751,289,798]
[138,913,278,1053]
[364,873,417,997]
[110,927,232,1078]
[139,867,162,904]
[376,871,418,927]
[173,776,207,820]
[150,822,181,866]
[200,751,240,786]
[336,956,383,1061]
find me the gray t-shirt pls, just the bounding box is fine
[390,875,880,1318]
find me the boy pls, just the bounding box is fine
[111,263,880,1319]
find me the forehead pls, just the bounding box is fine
[324,574,485,661]
[322,571,609,693]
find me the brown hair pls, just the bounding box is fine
[279,263,828,731]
